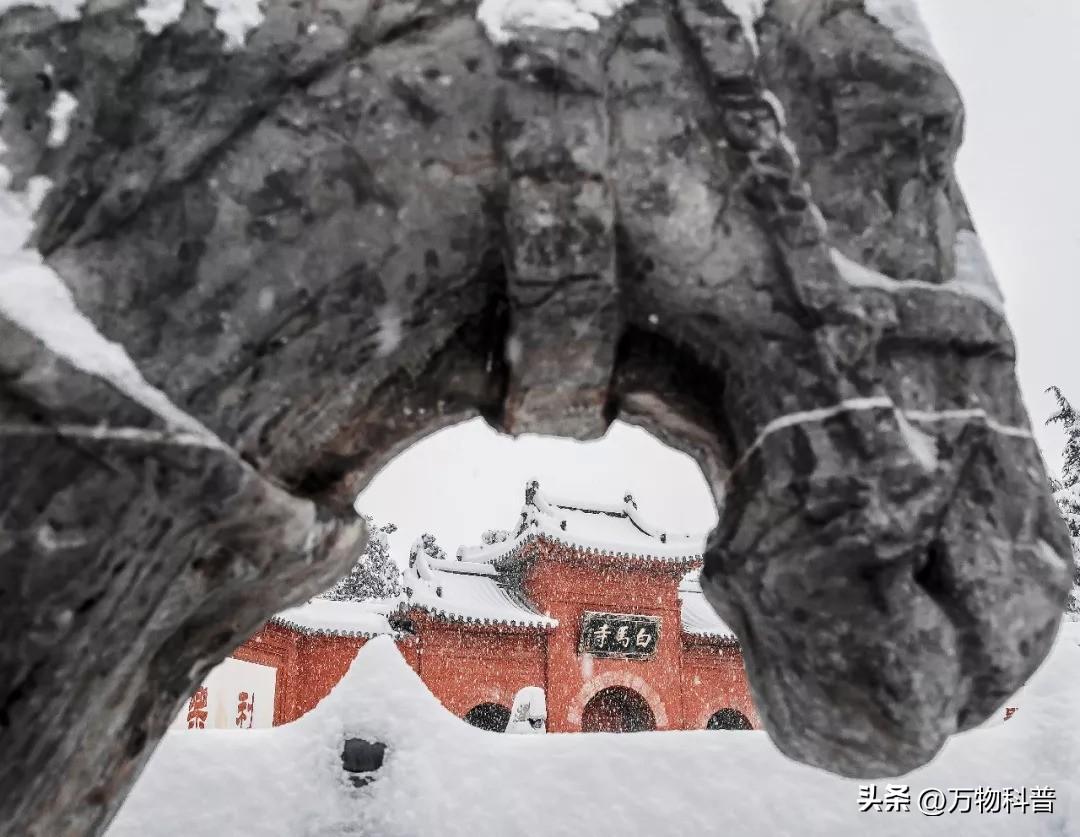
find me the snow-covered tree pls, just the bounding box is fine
[322,518,401,602]
[409,532,447,566]
[1046,386,1080,615]
[481,529,511,545]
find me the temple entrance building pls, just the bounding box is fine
[230,483,759,733]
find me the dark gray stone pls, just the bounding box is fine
[0,0,1071,833]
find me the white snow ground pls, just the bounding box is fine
[109,624,1080,837]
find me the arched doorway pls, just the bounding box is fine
[581,687,656,733]
[706,708,753,730]
[463,703,511,732]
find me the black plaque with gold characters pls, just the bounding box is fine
[578,611,660,659]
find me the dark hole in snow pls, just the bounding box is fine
[341,738,386,788]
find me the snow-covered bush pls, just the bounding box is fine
[322,517,401,602]
[480,529,511,546]
[409,532,447,566]
[1046,386,1080,616]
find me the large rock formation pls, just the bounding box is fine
[0,0,1071,834]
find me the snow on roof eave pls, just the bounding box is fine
[531,518,704,564]
[427,558,500,577]
[456,527,535,564]
[681,628,740,644]
[403,602,557,631]
[459,485,708,565]
[622,503,702,544]
[530,485,707,556]
[268,616,401,640]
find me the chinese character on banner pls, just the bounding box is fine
[615,625,631,648]
[882,784,911,813]
[1004,787,1029,814]
[948,788,975,814]
[1030,786,1056,814]
[857,784,883,812]
[592,623,611,649]
[235,691,256,728]
[634,628,652,650]
[186,687,208,730]
[974,787,1004,814]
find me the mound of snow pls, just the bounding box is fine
[111,629,1080,836]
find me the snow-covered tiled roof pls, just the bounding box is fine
[458,482,707,565]
[399,543,556,630]
[272,498,733,642]
[271,598,397,639]
[679,572,737,641]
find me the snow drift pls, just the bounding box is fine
[109,627,1080,836]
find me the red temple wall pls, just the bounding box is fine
[680,642,759,729]
[410,615,547,717]
[524,541,690,732]
[230,539,758,731]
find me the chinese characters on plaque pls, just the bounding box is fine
[578,612,661,659]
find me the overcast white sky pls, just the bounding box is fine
[359,0,1080,562]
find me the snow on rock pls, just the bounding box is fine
[761,89,786,128]
[864,0,942,64]
[0,256,221,441]
[204,0,264,50]
[829,245,1007,314]
[374,303,403,358]
[721,0,765,56]
[46,91,78,148]
[135,0,186,35]
[110,632,1080,836]
[0,86,221,444]
[953,229,1005,303]
[895,412,938,470]
[477,0,633,44]
[0,0,83,19]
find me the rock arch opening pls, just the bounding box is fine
[353,416,717,562]
[0,2,1069,834]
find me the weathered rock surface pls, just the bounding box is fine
[0,0,1071,834]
